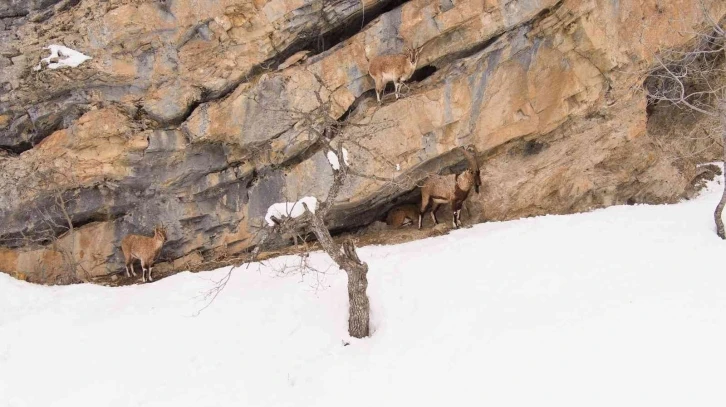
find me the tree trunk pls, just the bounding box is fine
[308,207,371,338]
[343,240,370,338]
[715,121,726,239]
[346,264,370,338]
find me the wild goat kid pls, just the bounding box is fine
[121,225,168,283]
[386,204,419,228]
[368,46,421,102]
[419,145,482,229]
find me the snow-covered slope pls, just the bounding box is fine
[2,178,726,407]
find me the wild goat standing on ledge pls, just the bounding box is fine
[368,46,421,102]
[121,225,167,283]
[419,145,482,229]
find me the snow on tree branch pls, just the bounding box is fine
[326,148,349,170]
[264,197,318,226]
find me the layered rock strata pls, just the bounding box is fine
[0,0,724,283]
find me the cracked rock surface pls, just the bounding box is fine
[1,0,725,283]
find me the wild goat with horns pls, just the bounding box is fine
[419,145,482,229]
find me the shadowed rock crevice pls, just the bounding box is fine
[0,186,132,248]
[324,147,474,230]
[408,65,438,84]
[308,0,411,54]
[139,0,415,129]
[0,0,414,151]
[0,0,66,19]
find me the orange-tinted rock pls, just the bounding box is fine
[0,0,724,283]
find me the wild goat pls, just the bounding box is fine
[368,46,421,102]
[121,225,168,283]
[386,204,419,228]
[419,145,482,229]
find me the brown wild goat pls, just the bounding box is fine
[121,225,168,283]
[386,204,419,228]
[419,145,481,229]
[368,46,421,102]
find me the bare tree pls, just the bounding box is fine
[644,4,726,237]
[271,139,371,337]
[253,93,377,337]
[197,59,474,336]
[198,140,373,337]
[195,89,400,337]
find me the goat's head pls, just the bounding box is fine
[405,45,422,68]
[153,224,168,242]
[462,144,481,194]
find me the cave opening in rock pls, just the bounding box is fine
[326,188,424,239]
[1,143,30,156]
[408,65,438,83]
[523,139,545,156]
[308,0,411,55]
[267,0,412,74]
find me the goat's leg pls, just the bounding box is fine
[453,210,462,228]
[148,266,154,282]
[419,195,431,229]
[430,203,440,225]
[394,82,401,99]
[127,262,136,277]
[126,257,138,277]
[452,202,463,228]
[123,253,132,277]
[140,260,147,283]
[375,78,384,103]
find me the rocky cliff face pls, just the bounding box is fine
[1,0,724,283]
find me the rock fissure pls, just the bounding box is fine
[169,0,415,129]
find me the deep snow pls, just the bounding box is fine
[2,177,726,406]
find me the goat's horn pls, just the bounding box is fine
[416,41,432,54]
